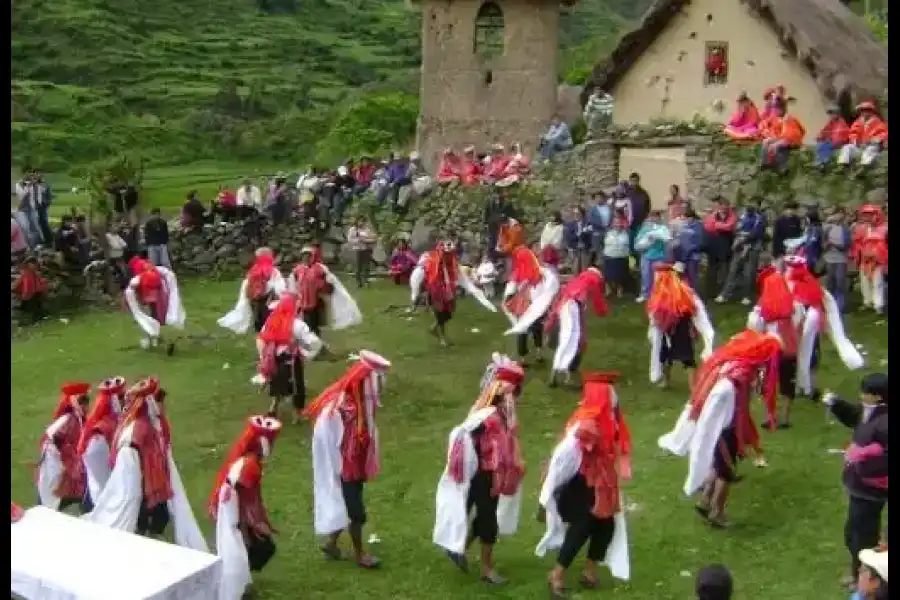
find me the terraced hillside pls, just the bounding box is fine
[12,0,647,170]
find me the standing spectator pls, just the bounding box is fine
[346,216,377,288]
[31,172,54,244]
[54,215,83,268]
[268,175,291,226]
[538,115,574,161]
[583,87,615,139]
[539,211,565,270]
[181,190,207,231]
[564,206,590,273]
[13,256,48,323]
[771,201,803,270]
[703,197,738,298]
[626,173,652,267]
[634,210,671,301]
[716,199,766,305]
[144,208,171,269]
[666,184,690,222]
[586,191,612,266]
[695,564,733,600]
[483,191,518,260]
[236,178,263,211]
[822,375,888,590]
[799,204,824,272]
[11,212,29,257]
[673,208,704,290]
[105,226,130,287]
[602,216,631,298]
[823,207,852,311]
[16,174,43,245]
[854,547,889,599]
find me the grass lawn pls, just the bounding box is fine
[11,279,888,599]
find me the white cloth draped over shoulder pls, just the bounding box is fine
[793,290,864,395]
[432,407,521,555]
[310,373,381,535]
[746,301,806,335]
[251,318,323,385]
[409,259,497,313]
[217,270,287,334]
[550,299,581,373]
[648,291,715,384]
[82,434,113,502]
[288,265,363,330]
[502,267,560,335]
[85,419,209,553]
[658,377,736,496]
[124,267,187,338]
[214,458,252,600]
[36,414,73,510]
[535,426,630,581]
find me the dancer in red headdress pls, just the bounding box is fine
[253,292,324,422]
[434,354,526,585]
[218,247,287,334]
[124,256,186,352]
[35,382,92,512]
[410,237,496,346]
[659,330,782,528]
[78,377,127,503]
[783,255,864,399]
[86,378,207,551]
[746,265,805,429]
[288,244,361,341]
[303,350,391,569]
[537,372,632,597]
[540,267,608,387]
[646,263,715,389]
[209,415,282,600]
[850,204,888,313]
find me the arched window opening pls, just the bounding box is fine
[474,2,505,61]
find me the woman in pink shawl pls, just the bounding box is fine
[723,93,761,141]
[388,237,418,285]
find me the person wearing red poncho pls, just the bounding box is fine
[850,204,888,314]
[540,267,607,387]
[252,292,324,422]
[433,354,526,586]
[658,330,783,528]
[536,372,632,596]
[646,262,715,389]
[746,265,806,429]
[86,378,207,552]
[410,238,496,346]
[783,255,864,399]
[287,244,362,342]
[218,247,288,335]
[303,350,391,570]
[35,382,92,512]
[499,220,561,352]
[209,415,282,600]
[124,256,186,352]
[78,376,127,503]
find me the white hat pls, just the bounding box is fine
[337,166,349,176]
[673,261,686,274]
[409,151,420,161]
[859,548,888,582]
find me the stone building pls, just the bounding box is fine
[582,0,888,204]
[410,0,577,170]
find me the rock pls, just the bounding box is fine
[409,218,436,253]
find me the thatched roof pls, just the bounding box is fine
[582,0,888,108]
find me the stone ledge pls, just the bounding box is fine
[585,135,714,148]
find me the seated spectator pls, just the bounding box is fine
[388,236,418,285]
[402,152,434,209]
[583,86,615,139]
[760,85,786,120]
[376,153,411,211]
[459,146,483,186]
[483,144,511,183]
[538,115,574,162]
[436,148,463,186]
[331,165,357,227]
[695,563,733,600]
[13,255,48,323]
[539,211,565,270]
[212,185,238,222]
[181,190,207,231]
[351,156,376,197]
[815,105,851,167]
[235,178,262,220]
[496,143,531,188]
[759,97,805,171]
[723,92,762,141]
[54,215,84,267]
[838,101,888,168]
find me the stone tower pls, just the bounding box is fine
[410,0,575,170]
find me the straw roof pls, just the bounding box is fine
[582,0,888,108]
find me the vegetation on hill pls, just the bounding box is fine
[12,0,649,172]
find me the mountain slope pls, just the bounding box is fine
[12,0,645,170]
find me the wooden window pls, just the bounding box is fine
[704,41,728,86]
[474,2,505,61]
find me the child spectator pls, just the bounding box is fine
[13,256,48,323]
[603,216,631,298]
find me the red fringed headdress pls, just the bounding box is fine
[784,256,824,311]
[129,256,163,297]
[756,265,794,323]
[258,293,298,347]
[301,244,323,264]
[248,249,276,278]
[497,219,543,286]
[114,377,170,451]
[472,358,525,414]
[208,415,282,517]
[545,268,607,333]
[77,377,126,455]
[303,351,391,429]
[51,382,91,420]
[647,263,696,332]
[690,330,782,425]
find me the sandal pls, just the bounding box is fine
[579,575,599,589]
[356,555,381,569]
[319,544,343,561]
[444,550,469,573]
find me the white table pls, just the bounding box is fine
[11,506,221,600]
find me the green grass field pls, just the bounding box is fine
[11,278,887,599]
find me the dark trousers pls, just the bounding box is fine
[466,470,499,545]
[844,494,886,577]
[247,532,277,571]
[341,480,367,526]
[355,249,372,287]
[825,262,849,312]
[19,295,46,323]
[556,475,615,568]
[251,298,271,334]
[37,207,53,245]
[302,301,325,336]
[516,315,544,357]
[137,502,171,536]
[705,255,730,298]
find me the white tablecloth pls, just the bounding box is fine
[11,506,221,600]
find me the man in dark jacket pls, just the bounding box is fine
[822,373,888,587]
[144,208,171,268]
[626,173,651,260]
[716,199,767,305]
[771,201,803,268]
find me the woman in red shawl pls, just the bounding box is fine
[536,372,632,596]
[13,255,48,323]
[35,382,92,512]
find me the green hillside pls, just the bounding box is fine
[12,0,649,171]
